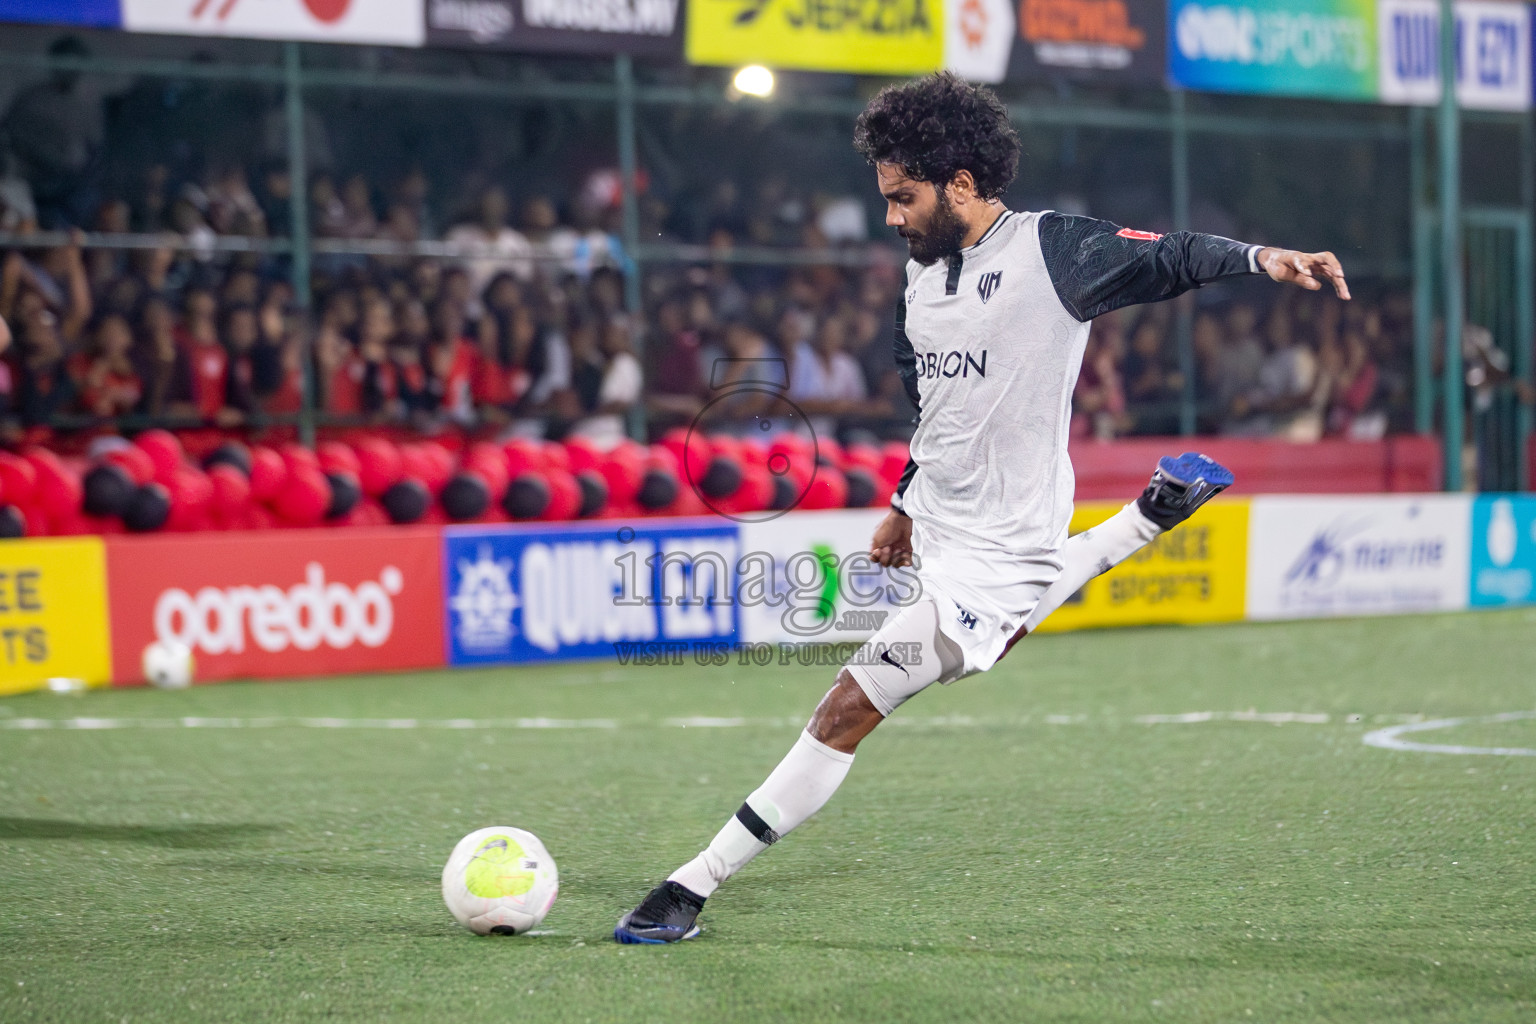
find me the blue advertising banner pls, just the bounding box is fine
[1469,496,1536,608]
[0,0,121,28]
[1168,0,1378,101]
[444,518,740,665]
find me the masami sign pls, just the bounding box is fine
[105,528,444,685]
[123,0,426,46]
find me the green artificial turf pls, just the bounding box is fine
[1,609,1534,1022]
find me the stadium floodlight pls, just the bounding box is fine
[732,65,775,99]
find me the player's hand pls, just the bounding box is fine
[870,509,913,568]
[1258,248,1351,300]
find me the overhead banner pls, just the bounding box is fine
[0,538,112,697]
[1168,0,1378,100]
[123,0,425,47]
[1033,499,1249,633]
[1008,0,1167,84]
[443,519,740,665]
[687,0,944,74]
[106,528,444,685]
[946,0,1017,83]
[1378,0,1531,111]
[0,0,121,28]
[1469,495,1536,608]
[1246,495,1471,620]
[425,0,684,55]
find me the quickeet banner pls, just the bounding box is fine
[105,528,444,685]
[0,538,112,696]
[0,1,121,28]
[687,0,945,75]
[1378,0,1531,111]
[123,0,425,46]
[1032,498,1249,633]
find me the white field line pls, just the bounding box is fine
[0,712,1336,732]
[1362,711,1536,757]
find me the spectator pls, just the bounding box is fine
[446,186,536,294]
[132,292,195,419]
[1210,302,1265,433]
[17,304,76,426]
[1,37,106,226]
[568,315,642,449]
[1122,315,1182,435]
[1231,301,1319,440]
[175,285,230,424]
[72,311,141,418]
[789,313,868,439]
[1073,317,1129,440]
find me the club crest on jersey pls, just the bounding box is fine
[956,606,978,630]
[976,271,1002,304]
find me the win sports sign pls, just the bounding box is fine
[687,0,944,74]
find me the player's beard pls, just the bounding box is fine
[900,187,968,267]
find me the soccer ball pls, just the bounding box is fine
[142,640,194,690]
[442,826,558,935]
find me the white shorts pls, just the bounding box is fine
[844,518,1062,716]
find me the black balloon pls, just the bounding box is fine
[381,479,430,524]
[576,470,608,518]
[83,463,136,517]
[701,455,743,499]
[503,474,550,520]
[123,483,172,532]
[637,468,679,510]
[844,466,878,508]
[770,473,799,511]
[0,505,25,538]
[202,441,252,477]
[325,471,361,519]
[441,473,490,521]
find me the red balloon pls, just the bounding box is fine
[28,452,82,519]
[465,443,510,498]
[727,463,775,514]
[22,505,49,537]
[502,439,543,478]
[317,440,361,478]
[0,452,36,506]
[135,430,185,485]
[645,444,681,477]
[563,437,605,475]
[166,467,215,531]
[274,467,330,526]
[208,464,251,517]
[801,466,848,510]
[248,446,288,502]
[598,448,644,506]
[351,436,403,497]
[104,445,155,486]
[539,442,571,474]
[541,469,582,521]
[422,442,455,492]
[280,443,320,477]
[845,443,884,474]
[83,513,124,536]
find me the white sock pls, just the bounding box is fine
[668,729,855,898]
[1023,502,1162,633]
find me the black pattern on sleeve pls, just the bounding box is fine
[891,270,920,512]
[1038,212,1260,323]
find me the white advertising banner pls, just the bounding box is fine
[1246,494,1472,620]
[1379,0,1532,112]
[737,509,920,645]
[944,0,1016,84]
[124,0,425,47]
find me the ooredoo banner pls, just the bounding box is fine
[425,0,684,55]
[443,518,740,665]
[1246,494,1471,620]
[106,528,444,685]
[0,538,113,696]
[123,0,425,47]
[1033,498,1249,633]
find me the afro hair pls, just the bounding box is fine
[852,72,1020,201]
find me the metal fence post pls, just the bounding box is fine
[284,41,315,449]
[1438,0,1464,491]
[1171,89,1195,436]
[615,54,645,441]
[1410,105,1435,435]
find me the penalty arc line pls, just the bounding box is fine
[1362,710,1536,757]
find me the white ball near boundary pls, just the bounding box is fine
[142,640,195,690]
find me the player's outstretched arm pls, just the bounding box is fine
[870,508,913,568]
[1255,248,1351,300]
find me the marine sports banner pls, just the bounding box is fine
[1378,0,1531,111]
[1031,498,1250,633]
[443,518,740,665]
[0,538,112,696]
[123,0,425,47]
[687,0,945,75]
[0,1,121,28]
[425,0,685,56]
[105,528,444,685]
[1469,495,1536,608]
[1245,494,1472,620]
[1168,0,1379,100]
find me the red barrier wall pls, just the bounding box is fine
[106,527,445,685]
[1069,436,1443,500]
